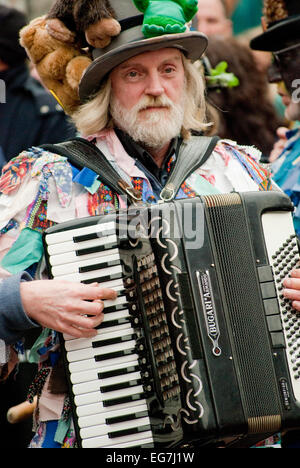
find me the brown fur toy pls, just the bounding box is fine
[19,1,121,115]
[46,0,121,49]
[20,16,92,115]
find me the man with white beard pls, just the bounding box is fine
[1,0,300,448]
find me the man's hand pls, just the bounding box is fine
[283,269,300,311]
[269,127,289,163]
[20,280,117,338]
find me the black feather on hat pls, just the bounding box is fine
[251,0,300,51]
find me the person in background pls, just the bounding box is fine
[251,1,300,448]
[0,5,76,167]
[203,36,285,161]
[251,0,300,241]
[230,0,263,36]
[193,0,233,38]
[194,0,283,161]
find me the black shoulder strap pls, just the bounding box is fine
[41,134,219,205]
[41,137,142,204]
[160,135,220,201]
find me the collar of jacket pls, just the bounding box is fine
[115,127,181,182]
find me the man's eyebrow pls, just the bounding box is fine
[118,62,145,70]
[119,55,182,70]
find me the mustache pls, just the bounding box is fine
[135,95,173,111]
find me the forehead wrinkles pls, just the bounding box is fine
[115,50,183,72]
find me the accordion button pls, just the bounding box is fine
[257,265,274,282]
[270,332,286,348]
[264,298,280,316]
[260,282,277,299]
[267,315,283,332]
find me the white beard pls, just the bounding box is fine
[110,92,185,150]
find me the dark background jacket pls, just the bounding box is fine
[0,64,77,166]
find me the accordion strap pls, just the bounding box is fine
[160,135,220,202]
[41,134,219,205]
[41,137,143,205]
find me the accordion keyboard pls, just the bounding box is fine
[44,221,154,448]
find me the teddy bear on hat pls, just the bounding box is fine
[19,0,121,115]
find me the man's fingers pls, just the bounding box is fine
[58,311,105,337]
[289,269,300,279]
[283,288,300,302]
[276,126,288,139]
[75,283,118,301]
[283,275,300,294]
[71,312,105,330]
[76,299,105,316]
[283,270,300,310]
[290,301,300,312]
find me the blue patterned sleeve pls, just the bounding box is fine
[0,271,40,345]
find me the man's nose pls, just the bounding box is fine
[144,71,164,96]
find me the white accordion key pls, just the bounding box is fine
[47,234,118,258]
[44,221,116,245]
[77,403,148,429]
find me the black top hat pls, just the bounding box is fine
[79,0,207,102]
[251,0,300,51]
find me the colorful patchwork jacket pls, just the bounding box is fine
[0,129,273,447]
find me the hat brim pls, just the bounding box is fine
[250,16,300,51]
[79,31,208,102]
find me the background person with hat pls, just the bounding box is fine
[251,3,300,446]
[193,0,284,161]
[0,0,298,448]
[251,0,300,238]
[0,5,76,167]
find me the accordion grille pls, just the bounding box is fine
[204,194,281,427]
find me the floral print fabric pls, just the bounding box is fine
[0,132,273,448]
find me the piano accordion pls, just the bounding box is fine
[43,191,300,448]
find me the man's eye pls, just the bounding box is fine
[207,18,218,24]
[165,67,175,74]
[128,71,138,78]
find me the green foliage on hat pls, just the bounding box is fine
[206,61,240,89]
